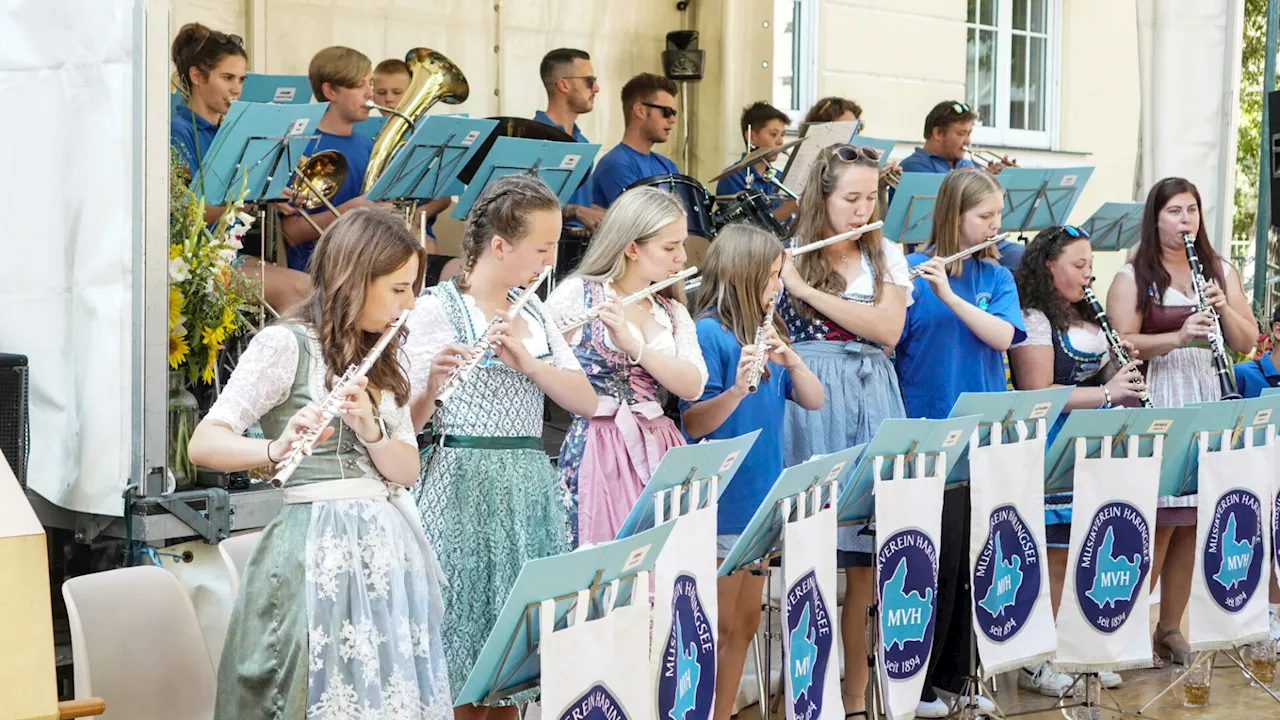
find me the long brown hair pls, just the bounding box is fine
[171,23,246,100]
[282,208,425,405]
[791,144,889,320]
[691,224,788,382]
[456,175,561,291]
[1132,177,1226,313]
[926,168,1003,276]
[1014,227,1093,332]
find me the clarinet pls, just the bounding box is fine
[744,289,782,393]
[1082,283,1153,408]
[434,265,554,409]
[1182,232,1242,400]
[272,309,411,487]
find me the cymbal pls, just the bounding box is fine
[458,116,579,184]
[707,136,808,183]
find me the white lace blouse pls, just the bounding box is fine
[204,324,417,446]
[403,291,583,401]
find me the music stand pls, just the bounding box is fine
[453,522,677,706]
[614,432,758,540]
[353,115,387,139]
[945,387,1073,485]
[882,173,946,244]
[450,136,601,220]
[1080,202,1143,251]
[1043,407,1200,494]
[1264,387,1280,398]
[1016,167,1094,230]
[364,116,498,204]
[195,101,328,206]
[1165,396,1280,496]
[994,168,1050,237]
[780,119,895,197]
[240,73,312,104]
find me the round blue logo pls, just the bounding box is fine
[876,528,938,680]
[1272,487,1280,572]
[558,683,630,720]
[657,574,715,720]
[1201,489,1264,613]
[1073,501,1151,634]
[975,292,993,312]
[784,569,834,720]
[972,505,1042,642]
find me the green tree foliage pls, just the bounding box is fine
[1233,0,1267,265]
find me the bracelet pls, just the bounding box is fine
[1101,385,1114,409]
[627,343,645,365]
[360,416,391,449]
[266,439,280,464]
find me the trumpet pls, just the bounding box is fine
[433,265,554,409]
[967,146,1017,169]
[557,267,699,332]
[745,289,782,393]
[272,310,411,487]
[1082,282,1153,408]
[908,233,1008,278]
[1182,232,1241,400]
[790,221,885,257]
[881,163,903,189]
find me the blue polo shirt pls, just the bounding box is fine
[896,254,1026,419]
[714,152,782,209]
[897,147,977,174]
[287,130,374,271]
[533,110,593,213]
[589,142,679,209]
[681,315,793,535]
[170,100,220,176]
[1234,354,1280,398]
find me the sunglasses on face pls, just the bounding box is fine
[563,75,598,88]
[643,102,678,120]
[832,144,881,163]
[1061,225,1091,239]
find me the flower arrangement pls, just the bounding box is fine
[168,147,260,386]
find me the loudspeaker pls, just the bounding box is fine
[662,30,704,81]
[1269,90,1280,226]
[0,354,29,487]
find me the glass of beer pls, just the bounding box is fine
[1243,641,1276,686]
[1181,652,1212,708]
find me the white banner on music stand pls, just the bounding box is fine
[874,454,944,720]
[1189,429,1274,651]
[1056,436,1160,673]
[967,420,1056,677]
[781,482,840,720]
[652,479,718,720]
[542,572,652,720]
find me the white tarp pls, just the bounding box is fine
[0,1,136,515]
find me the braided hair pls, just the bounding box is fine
[455,175,561,291]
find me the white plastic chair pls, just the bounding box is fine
[217,531,261,599]
[62,565,216,720]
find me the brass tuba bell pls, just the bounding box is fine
[362,48,469,194]
[288,150,349,212]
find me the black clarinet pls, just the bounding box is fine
[1182,232,1242,400]
[1082,283,1154,408]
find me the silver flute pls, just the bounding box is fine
[434,265,554,409]
[907,233,1009,279]
[272,309,411,487]
[558,267,699,332]
[1082,283,1153,408]
[789,221,885,258]
[745,289,782,393]
[1182,232,1241,400]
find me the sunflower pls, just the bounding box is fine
[168,286,184,330]
[201,342,223,384]
[168,333,190,369]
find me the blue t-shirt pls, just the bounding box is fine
[287,129,374,271]
[1234,354,1280,398]
[589,142,679,209]
[895,254,1026,419]
[533,110,593,213]
[680,315,793,535]
[897,147,977,174]
[170,100,220,176]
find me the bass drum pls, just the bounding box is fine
[715,189,787,238]
[623,174,716,240]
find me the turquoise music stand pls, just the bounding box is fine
[454,522,677,706]
[1265,388,1280,398]
[240,73,311,104]
[836,415,983,525]
[353,115,387,139]
[1043,406,1200,493]
[451,136,601,219]
[1170,396,1280,494]
[1080,202,1143,251]
[995,167,1051,233]
[717,444,866,576]
[853,135,897,166]
[882,173,946,244]
[1019,167,1094,230]
[195,100,328,205]
[613,432,758,540]
[364,116,498,203]
[945,387,1074,483]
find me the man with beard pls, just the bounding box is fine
[590,72,680,209]
[536,48,605,230]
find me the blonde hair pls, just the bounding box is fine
[927,168,1003,276]
[309,46,372,101]
[791,145,888,319]
[570,186,688,303]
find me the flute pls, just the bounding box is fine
[433,265,554,409]
[1082,283,1153,408]
[558,267,699,332]
[789,221,885,258]
[907,233,1009,279]
[272,309,411,487]
[745,289,782,393]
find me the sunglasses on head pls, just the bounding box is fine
[1061,225,1091,239]
[643,102,678,120]
[832,144,881,163]
[192,30,244,58]
[951,102,971,114]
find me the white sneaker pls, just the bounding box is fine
[1269,608,1280,651]
[915,698,948,718]
[1019,661,1074,697]
[1097,670,1122,689]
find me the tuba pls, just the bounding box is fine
[362,48,469,194]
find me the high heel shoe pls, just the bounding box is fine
[1153,623,1191,666]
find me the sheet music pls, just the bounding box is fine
[781,120,859,196]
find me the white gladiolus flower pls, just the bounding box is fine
[236,211,256,227]
[169,257,190,282]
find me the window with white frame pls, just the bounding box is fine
[966,0,1058,149]
[771,0,817,128]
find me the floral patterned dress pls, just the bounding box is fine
[212,324,451,720]
[403,280,579,701]
[544,277,707,547]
